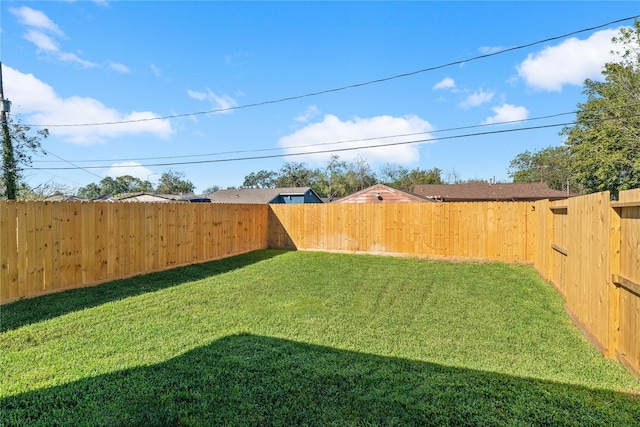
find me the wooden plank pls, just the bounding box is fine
[616,189,640,374]
[81,202,95,285]
[460,203,469,258]
[551,243,568,256]
[620,206,640,284]
[618,287,640,378]
[41,202,53,292]
[71,202,83,286]
[16,203,28,298]
[611,201,640,208]
[203,204,213,259]
[24,202,37,296]
[616,351,640,380]
[32,202,45,294]
[608,201,621,359]
[166,204,177,266]
[566,306,606,356]
[50,203,61,291]
[107,203,119,279]
[117,203,128,276]
[132,203,143,274]
[549,203,568,210]
[0,202,19,302]
[433,203,443,255]
[478,202,488,259]
[612,274,640,297]
[94,202,108,281]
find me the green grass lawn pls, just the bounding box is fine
[1,250,639,426]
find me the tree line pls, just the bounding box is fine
[75,170,195,200]
[238,155,443,199]
[74,156,444,200]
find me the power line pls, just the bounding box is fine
[38,149,104,178]
[32,101,640,165]
[24,121,575,171]
[30,14,639,129]
[26,110,640,172]
[33,110,577,164]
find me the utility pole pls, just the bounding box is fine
[0,61,17,200]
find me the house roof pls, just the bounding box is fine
[208,187,321,204]
[44,195,87,202]
[413,182,574,201]
[101,192,210,202]
[334,184,432,203]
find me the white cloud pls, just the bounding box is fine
[187,89,207,101]
[517,28,621,92]
[108,62,131,74]
[433,77,456,90]
[10,6,64,36]
[5,66,174,145]
[104,162,154,180]
[459,89,495,108]
[150,64,162,77]
[479,46,505,55]
[483,104,529,125]
[24,29,59,52]
[278,114,433,166]
[187,88,237,113]
[57,52,96,68]
[11,6,96,67]
[224,51,251,67]
[295,105,320,123]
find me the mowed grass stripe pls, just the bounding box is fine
[1,250,639,426]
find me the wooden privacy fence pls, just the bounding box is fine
[268,202,535,262]
[1,193,638,377]
[534,188,640,378]
[1,201,534,303]
[0,202,269,303]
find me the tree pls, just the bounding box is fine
[242,170,277,188]
[316,155,348,199]
[20,180,73,201]
[380,164,442,192]
[275,162,317,188]
[201,185,220,195]
[76,183,103,200]
[344,155,377,193]
[76,175,153,199]
[508,146,578,192]
[1,116,48,200]
[560,20,640,196]
[443,168,462,184]
[155,170,195,194]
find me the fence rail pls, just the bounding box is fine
[1,192,638,377]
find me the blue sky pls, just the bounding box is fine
[2,1,639,194]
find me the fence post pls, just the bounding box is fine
[608,202,621,360]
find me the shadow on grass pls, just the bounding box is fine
[2,334,639,426]
[1,250,288,333]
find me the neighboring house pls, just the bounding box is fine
[333,184,432,203]
[99,192,211,203]
[413,182,574,202]
[208,187,323,204]
[44,195,86,202]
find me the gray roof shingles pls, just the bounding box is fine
[208,187,316,204]
[413,182,573,201]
